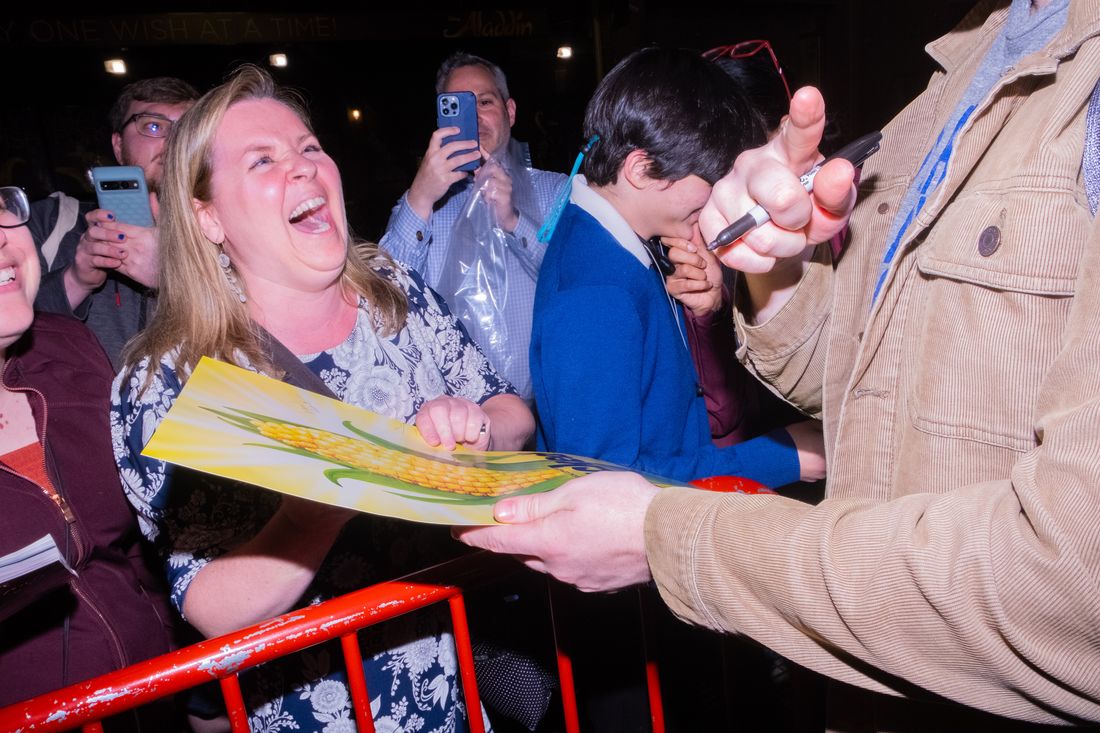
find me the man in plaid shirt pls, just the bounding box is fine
[380,52,565,401]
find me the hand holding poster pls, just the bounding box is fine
[143,358,685,525]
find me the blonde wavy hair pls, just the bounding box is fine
[122,65,407,383]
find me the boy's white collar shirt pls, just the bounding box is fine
[569,175,652,268]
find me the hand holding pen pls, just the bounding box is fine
[698,87,863,274]
[708,131,881,251]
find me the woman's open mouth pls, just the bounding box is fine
[288,196,332,234]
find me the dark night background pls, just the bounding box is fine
[1,1,976,241]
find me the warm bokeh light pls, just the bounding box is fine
[268,53,288,68]
[104,58,127,75]
[556,45,574,60]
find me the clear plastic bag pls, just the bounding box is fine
[436,141,541,399]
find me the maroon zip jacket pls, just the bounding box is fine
[0,314,175,721]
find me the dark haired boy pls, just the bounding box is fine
[531,47,820,486]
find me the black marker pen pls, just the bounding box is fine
[707,131,882,251]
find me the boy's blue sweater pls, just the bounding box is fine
[529,201,800,488]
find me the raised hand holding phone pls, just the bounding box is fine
[405,98,482,221]
[71,166,160,294]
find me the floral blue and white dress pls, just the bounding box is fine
[112,266,509,733]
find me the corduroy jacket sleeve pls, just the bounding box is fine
[644,211,1100,725]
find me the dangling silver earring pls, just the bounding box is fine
[217,245,247,303]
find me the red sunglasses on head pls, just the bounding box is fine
[702,39,792,101]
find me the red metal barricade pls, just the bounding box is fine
[0,550,668,733]
[0,552,506,733]
[2,476,767,733]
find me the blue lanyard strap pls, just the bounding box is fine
[537,135,600,244]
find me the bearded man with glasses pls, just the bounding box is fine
[29,76,199,368]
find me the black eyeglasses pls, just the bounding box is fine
[0,186,30,229]
[122,112,176,139]
[703,40,792,101]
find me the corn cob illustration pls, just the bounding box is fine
[250,419,561,497]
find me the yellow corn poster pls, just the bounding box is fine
[142,357,684,525]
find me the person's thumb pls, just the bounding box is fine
[779,86,827,171]
[494,480,575,523]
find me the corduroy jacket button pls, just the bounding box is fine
[978,225,1001,256]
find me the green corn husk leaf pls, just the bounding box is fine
[322,468,572,505]
[383,474,573,505]
[342,420,552,472]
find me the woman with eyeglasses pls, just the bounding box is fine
[0,185,178,727]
